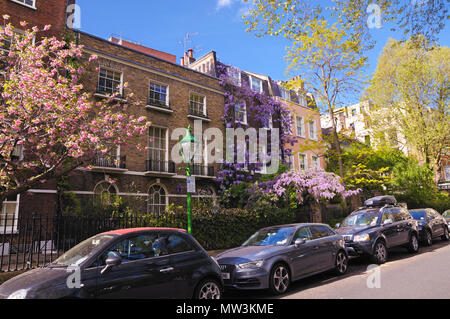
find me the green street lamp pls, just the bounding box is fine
[178,125,200,234]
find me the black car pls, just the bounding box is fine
[0,227,223,299]
[409,208,450,246]
[335,196,420,264]
[216,223,348,295]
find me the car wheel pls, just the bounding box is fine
[424,230,433,246]
[371,240,387,264]
[269,263,290,295]
[194,278,222,299]
[407,233,419,253]
[441,226,449,241]
[335,250,348,275]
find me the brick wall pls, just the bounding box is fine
[0,0,69,39]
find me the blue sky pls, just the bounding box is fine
[76,0,449,106]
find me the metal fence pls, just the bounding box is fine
[0,213,175,273]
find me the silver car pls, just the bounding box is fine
[216,223,348,295]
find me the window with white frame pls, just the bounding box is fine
[298,153,308,171]
[148,127,167,164]
[189,92,206,116]
[147,184,167,215]
[308,120,317,140]
[10,0,36,9]
[0,28,29,53]
[250,76,263,93]
[98,67,123,96]
[234,101,247,124]
[227,67,241,86]
[298,95,307,107]
[311,155,321,169]
[280,88,290,101]
[149,82,168,107]
[12,144,24,161]
[0,194,20,234]
[296,116,305,137]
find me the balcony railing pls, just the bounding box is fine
[93,156,126,169]
[146,159,175,174]
[189,164,215,177]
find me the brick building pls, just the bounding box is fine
[188,51,325,173]
[0,0,72,39]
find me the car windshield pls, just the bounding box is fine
[52,234,115,266]
[341,210,380,227]
[409,210,426,221]
[242,227,296,246]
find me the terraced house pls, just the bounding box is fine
[0,0,227,227]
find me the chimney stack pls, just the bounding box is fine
[185,49,196,65]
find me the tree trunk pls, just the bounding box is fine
[310,201,322,223]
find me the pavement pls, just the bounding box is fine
[223,238,450,299]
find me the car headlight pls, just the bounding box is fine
[237,260,264,269]
[7,289,29,299]
[353,234,370,242]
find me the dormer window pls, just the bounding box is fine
[250,76,263,93]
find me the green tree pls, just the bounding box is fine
[365,38,450,184]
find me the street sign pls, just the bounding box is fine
[187,176,196,194]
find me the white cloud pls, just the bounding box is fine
[217,0,233,9]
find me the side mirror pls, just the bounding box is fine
[335,223,340,229]
[294,238,306,247]
[383,218,393,225]
[101,253,122,275]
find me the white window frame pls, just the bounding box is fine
[9,0,37,10]
[296,116,305,138]
[311,155,321,170]
[298,95,307,107]
[298,153,308,171]
[148,81,169,107]
[189,92,206,117]
[147,183,168,215]
[308,120,317,140]
[0,195,20,234]
[280,88,290,101]
[148,126,169,163]
[249,75,263,93]
[234,101,247,125]
[97,66,123,96]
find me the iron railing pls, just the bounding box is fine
[146,160,175,174]
[0,213,179,273]
[93,156,126,169]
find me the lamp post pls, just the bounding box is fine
[178,125,199,234]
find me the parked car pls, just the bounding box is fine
[0,227,223,299]
[409,209,450,246]
[335,195,420,264]
[216,223,348,295]
[443,210,450,230]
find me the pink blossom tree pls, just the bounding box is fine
[271,169,361,222]
[0,18,151,201]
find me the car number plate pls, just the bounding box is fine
[221,272,230,280]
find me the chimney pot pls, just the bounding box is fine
[180,57,185,66]
[187,49,194,58]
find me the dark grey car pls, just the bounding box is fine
[216,223,348,295]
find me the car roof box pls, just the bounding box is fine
[364,195,397,207]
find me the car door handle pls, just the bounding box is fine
[159,267,174,273]
[313,246,320,250]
